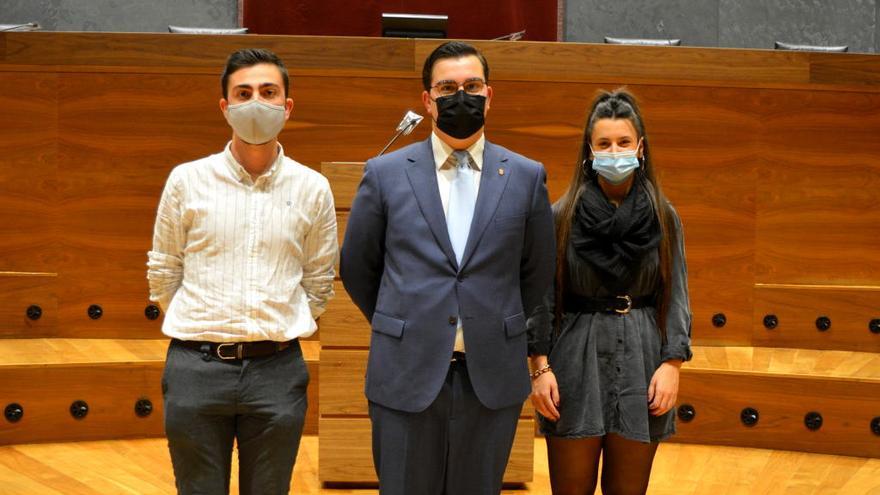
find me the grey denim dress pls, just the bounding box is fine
[528,204,692,443]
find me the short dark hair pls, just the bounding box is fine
[421,41,489,91]
[221,48,289,98]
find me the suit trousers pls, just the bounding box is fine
[368,359,522,495]
[162,338,309,495]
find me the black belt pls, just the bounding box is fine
[174,339,293,360]
[563,293,655,315]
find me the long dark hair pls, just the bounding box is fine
[554,88,676,340]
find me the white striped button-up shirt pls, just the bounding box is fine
[147,142,337,342]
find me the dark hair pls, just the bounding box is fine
[554,88,677,340]
[421,41,489,90]
[221,48,289,98]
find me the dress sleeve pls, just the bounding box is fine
[527,281,555,356]
[660,205,693,362]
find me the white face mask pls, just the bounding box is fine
[589,139,642,184]
[225,99,286,145]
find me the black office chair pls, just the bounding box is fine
[168,26,248,34]
[604,36,681,46]
[774,41,848,52]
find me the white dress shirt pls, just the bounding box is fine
[147,142,337,342]
[431,132,484,352]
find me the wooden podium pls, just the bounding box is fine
[318,161,535,484]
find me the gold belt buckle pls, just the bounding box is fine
[614,295,632,315]
[215,343,242,360]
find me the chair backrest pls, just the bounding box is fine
[168,25,248,34]
[774,41,848,52]
[604,36,681,46]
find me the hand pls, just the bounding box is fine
[530,371,560,422]
[648,360,681,416]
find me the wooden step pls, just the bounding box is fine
[677,346,880,457]
[0,339,320,445]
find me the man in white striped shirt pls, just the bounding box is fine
[147,48,337,495]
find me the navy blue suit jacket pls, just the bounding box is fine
[340,137,555,412]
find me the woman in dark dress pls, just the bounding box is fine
[528,89,692,495]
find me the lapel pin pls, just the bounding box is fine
[498,168,505,176]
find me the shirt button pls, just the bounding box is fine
[449,316,458,325]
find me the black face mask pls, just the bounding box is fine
[434,90,486,139]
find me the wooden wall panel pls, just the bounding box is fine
[675,370,880,458]
[319,281,370,348]
[756,89,880,286]
[0,276,57,338]
[319,417,535,483]
[0,363,164,445]
[753,286,880,352]
[0,72,57,274]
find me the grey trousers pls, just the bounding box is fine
[162,339,309,495]
[368,360,522,495]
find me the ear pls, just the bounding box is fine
[219,97,228,113]
[421,90,434,117]
[284,97,294,119]
[484,85,493,113]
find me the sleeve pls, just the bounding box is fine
[146,169,186,312]
[522,165,557,357]
[300,180,338,319]
[527,281,555,357]
[660,205,693,362]
[339,160,386,322]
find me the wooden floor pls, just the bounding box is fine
[1,436,878,494]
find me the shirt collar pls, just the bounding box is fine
[431,132,484,172]
[223,141,284,185]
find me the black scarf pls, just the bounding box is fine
[570,178,662,293]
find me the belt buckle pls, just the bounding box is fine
[216,343,241,360]
[614,295,632,315]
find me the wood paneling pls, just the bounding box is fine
[0,275,58,338]
[320,281,370,348]
[676,369,880,458]
[0,340,321,443]
[1,33,416,75]
[752,286,880,352]
[318,417,535,483]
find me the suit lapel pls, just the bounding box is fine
[459,141,510,270]
[404,139,458,269]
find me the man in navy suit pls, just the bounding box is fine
[340,41,555,495]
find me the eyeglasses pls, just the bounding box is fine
[430,78,486,97]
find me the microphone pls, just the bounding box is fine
[0,22,40,32]
[378,110,424,156]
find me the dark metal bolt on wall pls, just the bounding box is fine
[815,316,831,332]
[135,398,154,417]
[87,304,103,320]
[869,319,880,334]
[871,417,880,436]
[677,404,696,422]
[711,313,726,328]
[144,304,161,320]
[741,407,759,427]
[70,400,89,419]
[804,411,823,431]
[763,314,778,330]
[4,403,24,423]
[26,305,42,321]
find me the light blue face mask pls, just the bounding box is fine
[590,140,642,184]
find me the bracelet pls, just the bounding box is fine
[531,364,552,379]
